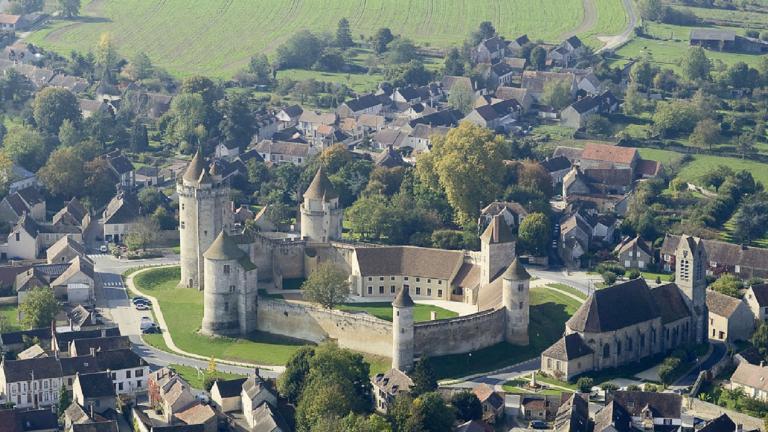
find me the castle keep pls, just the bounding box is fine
[179,153,533,369]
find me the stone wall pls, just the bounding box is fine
[256,299,393,357]
[413,308,506,357]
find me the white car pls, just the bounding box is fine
[135,303,150,311]
[99,244,108,253]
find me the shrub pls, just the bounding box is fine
[602,271,617,286]
[596,261,626,276]
[627,269,641,279]
[576,377,594,393]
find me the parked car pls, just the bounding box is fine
[135,303,150,311]
[529,420,548,429]
[142,324,161,334]
[140,316,154,330]
[132,297,152,306]
[99,244,108,253]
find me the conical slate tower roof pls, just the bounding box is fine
[203,231,246,261]
[183,150,205,182]
[503,257,530,280]
[392,286,415,308]
[480,215,514,244]
[304,167,339,200]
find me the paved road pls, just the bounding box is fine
[528,268,601,296]
[91,254,275,379]
[675,341,727,387]
[597,0,639,53]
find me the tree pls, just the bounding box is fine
[138,187,167,214]
[83,158,117,207]
[58,119,81,147]
[3,124,48,171]
[301,262,349,309]
[529,46,547,70]
[277,30,325,69]
[416,122,508,225]
[247,54,273,85]
[519,212,550,256]
[278,346,315,404]
[125,51,153,81]
[57,385,70,417]
[384,60,432,87]
[681,47,711,81]
[19,287,58,329]
[386,38,418,64]
[541,79,573,110]
[623,83,647,115]
[443,47,465,76]
[58,0,81,18]
[738,132,756,159]
[752,322,768,361]
[585,115,612,137]
[336,18,354,48]
[373,28,394,55]
[38,147,85,198]
[96,32,119,71]
[710,274,743,298]
[411,358,437,396]
[124,216,160,251]
[165,93,206,146]
[218,93,255,150]
[652,100,701,137]
[630,61,656,89]
[689,118,720,151]
[130,123,149,152]
[576,377,594,393]
[638,0,665,21]
[404,392,455,432]
[447,79,475,114]
[478,21,496,40]
[657,356,681,385]
[33,87,82,134]
[733,198,768,244]
[451,391,482,421]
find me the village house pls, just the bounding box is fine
[73,372,116,415]
[214,142,241,160]
[548,36,584,67]
[521,394,564,421]
[478,201,528,233]
[95,349,149,395]
[522,71,578,101]
[661,235,768,278]
[707,290,754,343]
[608,391,682,430]
[730,362,768,402]
[473,384,504,424]
[541,156,572,187]
[254,139,314,165]
[473,36,508,64]
[496,87,534,111]
[488,62,516,87]
[102,191,141,244]
[613,236,653,269]
[0,14,20,32]
[53,198,90,229]
[3,213,82,261]
[553,393,591,432]
[336,93,384,118]
[745,283,768,323]
[5,164,38,194]
[0,357,63,409]
[0,408,59,432]
[391,84,442,105]
[134,166,164,188]
[276,104,303,130]
[560,91,619,129]
[372,368,413,414]
[70,336,131,357]
[463,98,522,131]
[507,34,530,55]
[690,28,768,54]
[374,146,406,169]
[0,186,46,224]
[105,151,135,189]
[46,236,88,264]
[441,75,479,96]
[297,110,337,144]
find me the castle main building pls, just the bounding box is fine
[178,152,533,370]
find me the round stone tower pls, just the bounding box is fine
[177,150,233,289]
[300,167,343,243]
[392,287,414,371]
[202,231,258,336]
[502,257,530,345]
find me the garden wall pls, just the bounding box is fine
[256,299,393,357]
[414,307,506,357]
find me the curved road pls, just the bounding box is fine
[597,0,639,53]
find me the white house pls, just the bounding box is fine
[0,357,63,409]
[96,349,150,395]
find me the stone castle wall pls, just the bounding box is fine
[247,235,306,282]
[256,299,393,357]
[413,308,506,357]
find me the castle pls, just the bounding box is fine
[540,235,708,380]
[177,151,532,369]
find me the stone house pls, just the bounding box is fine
[706,290,754,342]
[174,403,217,432]
[507,34,530,54]
[372,368,413,414]
[489,62,516,87]
[210,377,247,412]
[1,408,59,432]
[745,283,768,323]
[0,13,20,31]
[6,164,38,194]
[463,98,522,131]
[541,156,572,187]
[553,393,591,432]
[214,142,240,160]
[473,384,504,424]
[441,75,479,96]
[105,152,135,189]
[0,186,46,224]
[102,191,141,244]
[613,236,653,269]
[3,214,82,261]
[134,166,164,188]
[560,91,619,129]
[609,391,682,430]
[254,140,313,165]
[50,256,96,304]
[0,357,63,409]
[541,333,594,383]
[521,71,577,101]
[730,362,768,401]
[473,36,508,64]
[336,94,383,118]
[53,198,90,230]
[95,349,149,395]
[495,86,533,111]
[73,372,116,415]
[521,394,564,421]
[478,201,528,233]
[661,235,768,278]
[275,105,303,129]
[46,236,88,264]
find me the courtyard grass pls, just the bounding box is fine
[501,377,571,395]
[432,287,582,379]
[26,0,586,78]
[133,266,305,366]
[546,283,587,300]
[337,302,458,323]
[0,305,21,332]
[167,363,245,390]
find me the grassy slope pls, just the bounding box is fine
[134,267,305,365]
[338,302,458,322]
[432,287,582,379]
[26,0,585,78]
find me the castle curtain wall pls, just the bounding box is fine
[413,308,506,357]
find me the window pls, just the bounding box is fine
[518,283,524,292]
[223,265,231,274]
[127,370,131,379]
[603,344,610,358]
[181,204,184,210]
[224,302,229,312]
[547,358,552,368]
[391,276,395,281]
[617,341,622,356]
[404,277,409,281]
[391,286,396,293]
[438,290,442,297]
[640,334,645,348]
[118,383,124,391]
[519,301,523,309]
[136,369,144,377]
[438,280,442,285]
[416,287,421,295]
[230,285,236,293]
[180,221,185,229]
[379,286,384,294]
[627,337,633,352]
[368,286,372,294]
[368,277,372,281]
[111,373,116,380]
[427,279,431,283]
[416,278,420,282]
[379,276,384,281]
[15,233,19,241]
[427,288,432,296]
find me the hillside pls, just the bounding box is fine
[24,0,619,78]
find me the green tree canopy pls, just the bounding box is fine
[20,287,58,329]
[302,262,350,309]
[373,28,394,55]
[451,391,482,421]
[518,212,551,256]
[541,79,573,110]
[709,273,743,298]
[3,124,48,171]
[38,147,85,199]
[681,47,712,81]
[33,87,82,135]
[447,79,475,114]
[336,18,354,48]
[410,357,437,396]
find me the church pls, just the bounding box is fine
[540,235,708,380]
[176,151,533,369]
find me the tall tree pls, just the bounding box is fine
[403,392,455,432]
[541,79,573,110]
[451,391,482,421]
[38,147,85,198]
[19,287,58,329]
[447,79,475,114]
[58,119,81,147]
[247,54,273,85]
[681,47,711,81]
[277,346,316,404]
[125,51,153,81]
[301,262,350,309]
[443,47,465,76]
[3,125,48,171]
[58,0,81,18]
[218,93,255,150]
[124,216,160,251]
[529,46,547,70]
[83,158,118,207]
[336,18,354,48]
[518,212,551,256]
[130,123,149,152]
[96,32,119,71]
[33,87,82,134]
[689,118,720,151]
[373,28,394,55]
[416,122,508,225]
[410,358,437,396]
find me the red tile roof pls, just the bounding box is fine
[581,143,638,165]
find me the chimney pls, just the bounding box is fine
[736,424,743,432]
[90,347,96,357]
[89,403,93,419]
[101,329,107,337]
[69,319,73,331]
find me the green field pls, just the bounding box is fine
[133,267,305,365]
[26,0,601,78]
[432,286,582,379]
[168,363,245,390]
[338,302,458,322]
[677,154,768,187]
[0,305,20,332]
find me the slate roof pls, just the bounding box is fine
[183,151,205,183]
[651,283,692,324]
[2,356,63,381]
[504,258,530,280]
[0,327,50,347]
[409,109,463,128]
[72,335,131,355]
[567,278,661,332]
[95,348,147,370]
[279,105,303,118]
[473,383,504,409]
[242,375,272,400]
[59,354,100,377]
[372,368,414,395]
[565,36,583,49]
[662,235,768,271]
[480,215,515,244]
[553,393,591,432]
[212,377,247,398]
[204,231,246,261]
[707,290,743,318]
[373,129,407,148]
[581,143,638,165]
[17,186,43,205]
[55,327,121,351]
[610,391,682,419]
[342,94,381,112]
[77,371,116,398]
[567,96,601,114]
[593,401,633,432]
[53,198,88,226]
[749,284,768,307]
[103,192,140,225]
[303,167,338,200]
[14,409,59,431]
[542,333,594,361]
[480,36,507,53]
[374,146,405,168]
[731,362,768,393]
[254,140,311,157]
[542,156,572,173]
[699,414,738,432]
[392,287,415,308]
[107,154,134,175]
[68,305,93,327]
[72,422,119,432]
[354,246,464,279]
[491,62,514,77]
[251,402,290,432]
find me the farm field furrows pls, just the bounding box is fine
[27,0,585,78]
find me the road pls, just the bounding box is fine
[91,254,276,379]
[597,0,639,53]
[675,341,727,387]
[528,267,602,296]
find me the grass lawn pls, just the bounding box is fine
[337,302,458,323]
[637,148,684,166]
[167,363,245,390]
[642,271,674,282]
[432,287,581,379]
[502,377,570,395]
[27,0,586,78]
[133,266,306,365]
[546,283,587,300]
[0,305,21,331]
[676,154,768,187]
